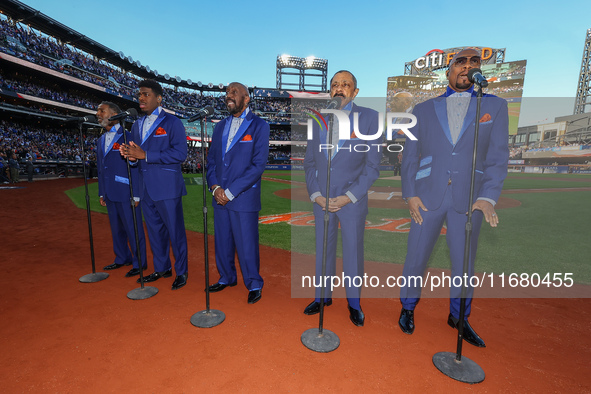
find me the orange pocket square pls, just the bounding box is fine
[479,113,492,123]
[350,130,357,139]
[155,127,167,135]
[112,142,120,150]
[241,134,253,141]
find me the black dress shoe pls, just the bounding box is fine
[348,305,365,327]
[207,282,237,292]
[136,269,172,283]
[303,299,333,315]
[103,263,126,270]
[248,289,262,304]
[398,308,415,334]
[124,267,146,277]
[447,314,486,348]
[172,273,188,290]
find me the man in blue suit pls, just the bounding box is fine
[398,48,509,347]
[303,70,382,326]
[206,82,269,304]
[97,101,147,277]
[120,80,189,291]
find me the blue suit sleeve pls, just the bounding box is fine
[96,138,104,198]
[346,110,381,200]
[304,125,321,198]
[401,105,422,198]
[478,98,509,203]
[206,122,221,189]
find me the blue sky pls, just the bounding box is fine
[11,0,591,121]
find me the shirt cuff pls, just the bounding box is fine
[310,191,321,202]
[345,191,357,204]
[225,188,235,201]
[477,197,496,206]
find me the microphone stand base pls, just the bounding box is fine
[127,286,158,300]
[432,351,485,384]
[79,272,109,283]
[190,309,226,328]
[301,328,340,353]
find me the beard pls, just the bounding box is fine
[99,118,111,129]
[227,97,246,115]
[454,75,472,90]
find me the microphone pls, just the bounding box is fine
[187,106,215,123]
[108,108,139,121]
[467,68,489,88]
[326,97,342,109]
[65,115,97,123]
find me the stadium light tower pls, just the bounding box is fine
[276,54,328,91]
[574,28,591,114]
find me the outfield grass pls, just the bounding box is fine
[66,171,591,283]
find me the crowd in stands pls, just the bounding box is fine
[0,120,97,162]
[1,73,101,111]
[509,146,527,159]
[0,17,137,96]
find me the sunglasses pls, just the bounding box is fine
[453,56,481,67]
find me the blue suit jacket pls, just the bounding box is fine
[130,109,187,201]
[206,109,270,212]
[304,103,382,216]
[401,91,509,212]
[97,131,139,202]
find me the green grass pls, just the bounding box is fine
[66,171,591,283]
[503,173,591,190]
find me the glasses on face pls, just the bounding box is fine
[453,56,481,67]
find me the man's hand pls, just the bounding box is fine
[328,195,351,212]
[471,200,499,227]
[120,141,145,161]
[99,197,106,207]
[314,196,327,210]
[408,196,428,225]
[213,186,230,206]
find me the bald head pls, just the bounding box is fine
[446,48,481,92]
[226,82,250,116]
[392,91,413,112]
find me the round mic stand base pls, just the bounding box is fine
[432,352,485,384]
[301,328,340,353]
[79,272,109,283]
[127,286,158,300]
[190,309,226,328]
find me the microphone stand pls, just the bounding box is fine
[79,119,109,283]
[302,114,340,353]
[433,86,486,383]
[191,117,225,327]
[122,118,158,300]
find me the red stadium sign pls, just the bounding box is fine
[406,46,502,74]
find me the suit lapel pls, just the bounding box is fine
[102,132,120,157]
[226,118,253,154]
[141,111,166,145]
[319,118,329,160]
[434,96,453,146]
[100,135,107,158]
[221,117,231,160]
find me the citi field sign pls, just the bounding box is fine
[407,47,503,74]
